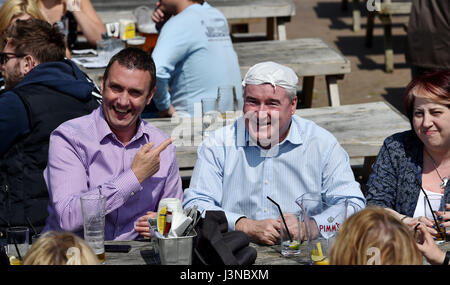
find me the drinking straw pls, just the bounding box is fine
[12,236,22,261]
[26,217,37,237]
[421,186,446,240]
[266,196,292,242]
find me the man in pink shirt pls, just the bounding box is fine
[43,48,183,240]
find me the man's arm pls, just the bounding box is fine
[45,127,170,232]
[0,92,30,155]
[321,141,366,210]
[157,104,177,118]
[134,144,183,237]
[182,138,245,230]
[151,16,194,112]
[235,217,281,245]
[182,137,282,245]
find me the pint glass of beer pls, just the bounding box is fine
[138,23,158,53]
[81,193,106,263]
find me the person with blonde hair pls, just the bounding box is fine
[329,207,422,265]
[23,231,98,265]
[37,0,106,48]
[0,0,46,50]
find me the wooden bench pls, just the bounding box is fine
[92,0,296,41]
[365,0,412,73]
[343,0,411,73]
[233,38,351,108]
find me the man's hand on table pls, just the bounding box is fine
[235,217,281,245]
[158,105,177,118]
[135,211,157,238]
[131,137,173,184]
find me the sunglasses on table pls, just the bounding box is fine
[0,52,27,65]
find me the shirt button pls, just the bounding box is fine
[264,208,268,213]
[264,180,269,185]
[130,192,135,196]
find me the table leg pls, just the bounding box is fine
[266,17,276,40]
[300,76,314,108]
[352,0,361,32]
[365,11,376,48]
[325,75,341,107]
[380,13,394,73]
[277,18,287,41]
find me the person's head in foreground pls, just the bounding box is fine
[403,70,450,152]
[23,231,98,265]
[329,207,422,265]
[242,61,298,149]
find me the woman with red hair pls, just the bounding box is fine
[366,70,450,238]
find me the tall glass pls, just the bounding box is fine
[217,85,238,119]
[201,97,219,138]
[424,194,448,242]
[81,193,106,263]
[6,227,30,265]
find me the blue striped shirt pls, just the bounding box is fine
[183,115,366,230]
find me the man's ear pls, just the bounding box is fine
[291,96,298,114]
[146,87,155,106]
[21,55,37,75]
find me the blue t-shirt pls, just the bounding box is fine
[152,2,243,116]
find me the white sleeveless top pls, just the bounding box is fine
[413,188,443,218]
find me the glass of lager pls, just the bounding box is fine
[81,193,106,263]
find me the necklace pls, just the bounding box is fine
[425,150,449,189]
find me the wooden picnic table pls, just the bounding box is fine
[342,0,412,73]
[145,101,411,180]
[233,38,351,108]
[103,239,450,265]
[92,0,296,41]
[79,38,350,109]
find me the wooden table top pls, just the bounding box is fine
[93,0,295,24]
[104,239,450,265]
[78,38,350,87]
[233,38,351,77]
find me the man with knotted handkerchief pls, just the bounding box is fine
[183,62,366,245]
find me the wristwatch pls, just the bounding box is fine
[443,251,450,265]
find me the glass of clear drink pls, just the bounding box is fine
[201,97,220,138]
[6,226,30,265]
[280,212,302,257]
[80,193,106,264]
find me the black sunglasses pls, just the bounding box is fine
[0,52,26,65]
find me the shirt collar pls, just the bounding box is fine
[95,106,149,145]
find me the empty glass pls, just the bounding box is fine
[217,85,238,116]
[280,212,302,257]
[201,97,220,138]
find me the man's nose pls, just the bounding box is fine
[116,92,130,106]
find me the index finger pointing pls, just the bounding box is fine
[153,137,173,154]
